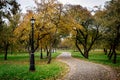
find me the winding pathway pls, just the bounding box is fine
[57,52,117,80]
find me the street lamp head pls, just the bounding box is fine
[30,17,35,24]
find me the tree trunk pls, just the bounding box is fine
[112,26,119,64]
[84,49,89,59]
[47,50,49,57]
[47,51,51,64]
[113,51,117,64]
[40,47,43,59]
[108,46,112,57]
[109,51,113,60]
[75,39,85,57]
[46,46,49,57]
[104,48,107,55]
[4,44,9,60]
[113,45,117,64]
[47,45,52,64]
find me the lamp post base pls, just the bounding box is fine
[29,53,35,71]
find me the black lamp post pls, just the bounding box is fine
[29,17,35,71]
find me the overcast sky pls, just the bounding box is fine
[18,0,111,13]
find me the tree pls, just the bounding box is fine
[34,0,66,64]
[94,0,120,63]
[65,5,101,59]
[99,0,120,63]
[14,10,49,71]
[0,0,20,60]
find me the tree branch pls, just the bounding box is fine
[75,36,85,57]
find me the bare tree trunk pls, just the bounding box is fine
[4,43,9,60]
[112,26,120,64]
[46,46,49,58]
[104,48,107,55]
[109,51,113,60]
[40,46,43,59]
[113,50,117,64]
[47,43,53,64]
[108,46,112,57]
[75,39,85,57]
[47,50,51,64]
[84,49,89,59]
[113,45,117,64]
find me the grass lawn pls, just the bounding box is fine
[0,51,68,80]
[71,50,120,67]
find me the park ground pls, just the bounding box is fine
[0,50,120,80]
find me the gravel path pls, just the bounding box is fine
[57,52,117,80]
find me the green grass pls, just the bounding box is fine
[0,51,67,80]
[0,62,65,80]
[71,50,120,67]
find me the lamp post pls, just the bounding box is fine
[29,17,35,71]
